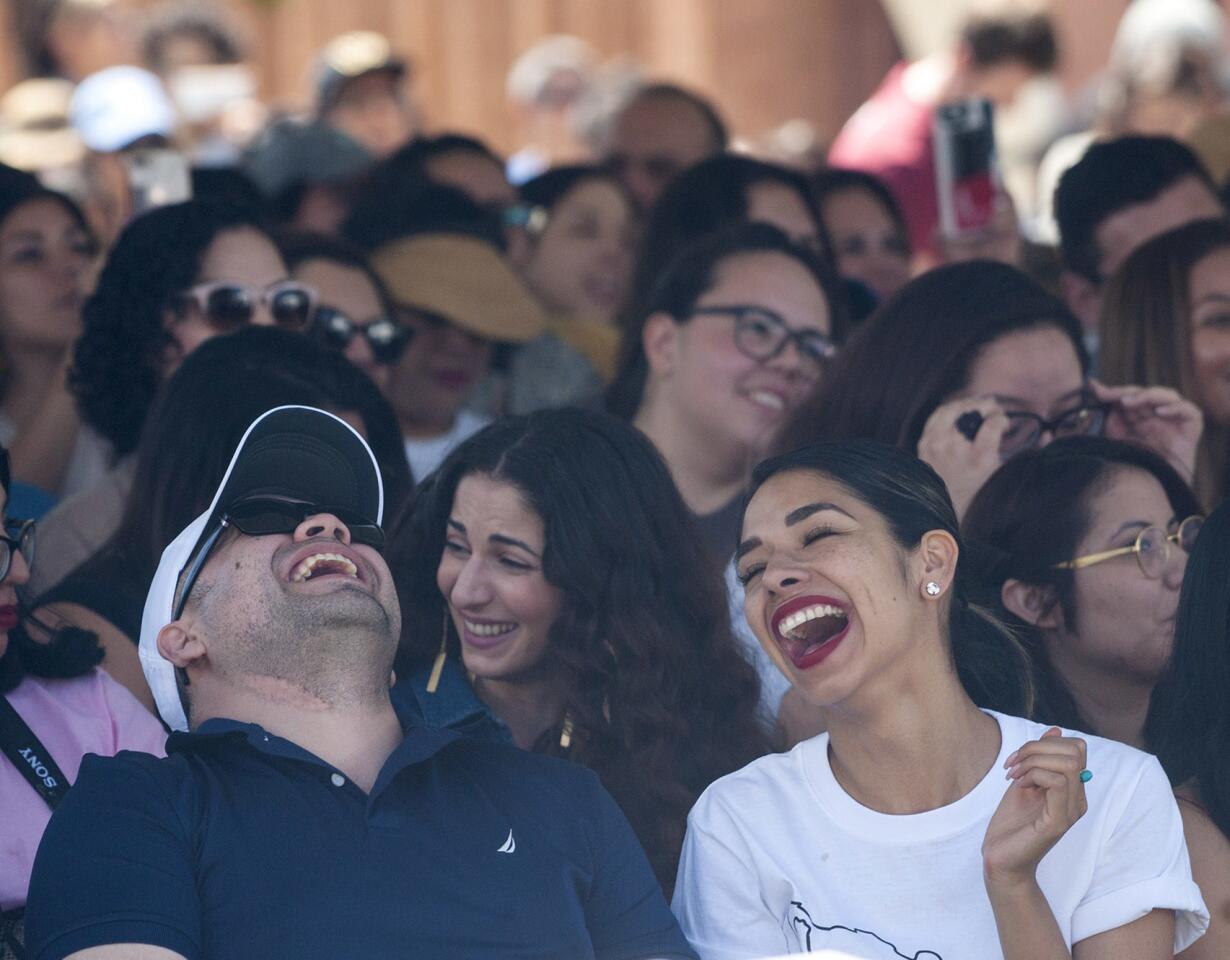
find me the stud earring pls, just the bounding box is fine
[925,581,942,597]
[425,612,449,694]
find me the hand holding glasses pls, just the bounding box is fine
[176,281,317,333]
[691,304,837,374]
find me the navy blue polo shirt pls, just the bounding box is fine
[24,692,697,960]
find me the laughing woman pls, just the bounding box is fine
[672,440,1208,960]
[388,408,772,896]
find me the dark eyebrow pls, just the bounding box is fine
[490,534,540,557]
[785,502,853,526]
[1193,292,1230,307]
[446,518,466,534]
[735,537,763,562]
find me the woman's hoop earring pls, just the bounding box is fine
[925,581,942,598]
[425,612,449,694]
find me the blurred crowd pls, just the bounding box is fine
[0,1,1229,959]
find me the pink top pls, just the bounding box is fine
[1,670,167,910]
[828,62,938,257]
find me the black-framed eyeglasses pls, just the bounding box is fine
[176,281,317,334]
[314,306,413,365]
[1055,515,1202,579]
[691,304,837,371]
[0,518,34,583]
[172,496,385,620]
[999,402,1112,457]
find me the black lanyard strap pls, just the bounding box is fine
[0,695,70,809]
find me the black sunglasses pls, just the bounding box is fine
[314,306,413,365]
[172,496,384,620]
[177,281,317,334]
[0,518,34,583]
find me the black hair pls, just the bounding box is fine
[627,153,834,312]
[191,167,265,214]
[963,436,1201,733]
[961,10,1058,72]
[70,199,276,456]
[1054,135,1219,282]
[782,260,1089,454]
[1147,498,1230,838]
[627,83,728,152]
[388,408,770,893]
[141,1,245,74]
[812,166,910,247]
[746,439,1034,715]
[0,446,103,693]
[518,162,630,212]
[342,134,506,251]
[608,221,849,419]
[92,327,411,620]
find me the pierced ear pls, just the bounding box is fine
[916,529,959,595]
[642,311,681,376]
[156,622,207,672]
[1001,579,1062,630]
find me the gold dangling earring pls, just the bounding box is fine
[559,711,575,749]
[426,612,449,694]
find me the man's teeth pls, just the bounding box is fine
[780,604,846,639]
[464,620,517,637]
[749,390,785,411]
[290,553,358,583]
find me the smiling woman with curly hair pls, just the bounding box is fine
[388,407,773,895]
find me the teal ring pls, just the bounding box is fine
[1079,769,1093,783]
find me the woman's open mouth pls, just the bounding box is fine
[770,595,850,670]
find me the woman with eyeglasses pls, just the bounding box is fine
[1146,498,1230,960]
[962,436,1203,749]
[784,261,1202,520]
[27,199,317,596]
[674,438,1208,959]
[279,232,411,390]
[1100,218,1230,507]
[0,445,166,952]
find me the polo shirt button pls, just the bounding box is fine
[331,773,345,787]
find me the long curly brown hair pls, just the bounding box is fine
[388,409,774,894]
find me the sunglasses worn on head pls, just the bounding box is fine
[314,306,412,365]
[172,496,384,620]
[0,518,34,583]
[177,281,317,333]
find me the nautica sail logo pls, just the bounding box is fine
[497,830,516,854]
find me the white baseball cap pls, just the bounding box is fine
[69,66,177,153]
[139,405,384,731]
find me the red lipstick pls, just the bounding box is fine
[0,605,19,632]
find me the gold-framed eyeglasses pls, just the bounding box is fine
[1055,515,1203,579]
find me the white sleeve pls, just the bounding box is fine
[1071,755,1209,952]
[671,798,789,960]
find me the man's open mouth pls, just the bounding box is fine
[290,552,360,583]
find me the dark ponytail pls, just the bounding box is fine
[749,439,1034,714]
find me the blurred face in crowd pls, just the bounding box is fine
[437,473,562,685]
[424,149,517,208]
[745,181,825,258]
[822,186,910,302]
[518,176,635,325]
[386,306,491,436]
[949,323,1087,448]
[737,469,938,706]
[165,227,289,366]
[642,250,831,461]
[325,70,414,158]
[1029,467,1187,688]
[0,483,30,662]
[1096,175,1223,278]
[291,257,394,389]
[0,198,96,356]
[1187,245,1230,424]
[606,94,721,212]
[964,59,1038,109]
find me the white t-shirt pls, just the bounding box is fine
[672,711,1208,960]
[402,410,490,484]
